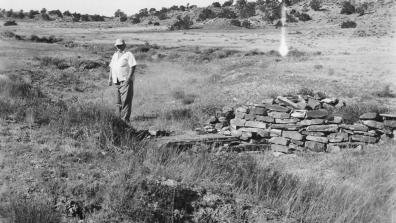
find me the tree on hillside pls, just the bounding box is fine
[236,0,256,18]
[218,8,237,19]
[212,2,221,7]
[222,0,234,7]
[198,8,216,21]
[149,8,156,14]
[48,10,63,18]
[18,10,25,19]
[235,0,247,10]
[28,10,39,19]
[170,5,179,10]
[81,14,89,21]
[6,9,14,17]
[114,9,122,17]
[40,8,47,15]
[138,8,149,17]
[179,5,186,11]
[63,10,72,16]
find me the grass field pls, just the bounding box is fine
[0,2,395,222]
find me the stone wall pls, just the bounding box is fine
[203,94,396,153]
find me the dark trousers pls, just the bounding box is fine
[115,80,134,122]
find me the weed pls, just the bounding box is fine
[4,20,17,26]
[335,102,389,123]
[373,85,395,98]
[341,20,357,28]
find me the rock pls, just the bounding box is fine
[362,120,384,129]
[268,111,290,119]
[251,106,267,116]
[282,131,304,141]
[335,100,346,109]
[321,98,338,105]
[230,118,246,129]
[271,124,302,131]
[359,112,378,120]
[340,124,369,132]
[329,142,365,149]
[379,114,396,120]
[256,104,291,113]
[270,129,282,137]
[277,96,304,109]
[305,141,326,152]
[301,131,326,136]
[245,121,267,129]
[239,127,259,133]
[298,119,326,126]
[384,120,396,129]
[255,115,275,123]
[350,134,377,143]
[262,98,274,104]
[223,130,231,136]
[307,98,321,110]
[208,116,218,124]
[353,130,377,137]
[215,123,225,130]
[231,129,242,137]
[306,124,338,133]
[275,118,299,124]
[328,132,349,143]
[244,113,255,121]
[329,116,343,124]
[269,137,289,146]
[290,139,305,146]
[322,103,335,110]
[289,143,305,151]
[240,132,252,141]
[306,135,329,143]
[257,129,270,138]
[291,110,307,119]
[235,112,245,119]
[271,144,289,153]
[326,144,341,153]
[236,107,248,113]
[306,109,329,119]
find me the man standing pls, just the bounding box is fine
[108,39,137,122]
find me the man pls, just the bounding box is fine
[108,39,137,122]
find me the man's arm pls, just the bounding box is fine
[127,66,136,82]
[108,69,113,86]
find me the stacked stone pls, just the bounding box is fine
[203,106,235,134]
[224,94,395,153]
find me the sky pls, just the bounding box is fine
[0,0,225,16]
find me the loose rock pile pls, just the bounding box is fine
[203,94,396,153]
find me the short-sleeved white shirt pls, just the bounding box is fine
[109,51,137,83]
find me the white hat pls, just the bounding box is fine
[114,39,125,46]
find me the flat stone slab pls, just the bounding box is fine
[362,120,384,129]
[340,124,369,132]
[282,131,304,141]
[271,124,302,131]
[384,120,396,129]
[271,144,290,153]
[255,115,275,123]
[305,141,326,152]
[298,119,326,126]
[380,114,396,119]
[328,132,349,143]
[269,137,289,146]
[268,111,290,119]
[306,124,338,133]
[350,134,377,144]
[306,109,329,119]
[359,112,378,120]
[245,121,267,129]
[255,103,291,113]
[275,118,299,124]
[306,135,329,143]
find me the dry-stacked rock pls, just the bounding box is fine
[203,93,395,154]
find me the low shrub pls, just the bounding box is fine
[218,8,237,19]
[148,21,153,25]
[30,35,63,43]
[153,22,160,26]
[230,19,241,27]
[309,0,322,11]
[169,15,193,30]
[4,20,17,26]
[241,20,251,28]
[335,102,389,123]
[341,20,357,28]
[198,8,216,21]
[131,17,140,24]
[341,1,355,15]
[297,12,312,21]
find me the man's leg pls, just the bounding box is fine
[115,85,122,118]
[119,81,134,122]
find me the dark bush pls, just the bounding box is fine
[212,2,222,7]
[48,9,63,18]
[4,20,17,26]
[287,14,298,23]
[156,12,167,20]
[238,1,256,18]
[28,10,40,19]
[41,13,51,21]
[148,21,153,25]
[198,8,216,21]
[63,10,72,16]
[297,13,312,21]
[222,0,234,7]
[154,22,160,26]
[309,0,322,11]
[131,17,140,24]
[340,20,357,28]
[170,15,193,30]
[241,20,251,28]
[230,19,241,27]
[81,14,90,22]
[91,14,105,21]
[120,15,128,22]
[218,8,237,19]
[341,1,355,15]
[356,3,368,16]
